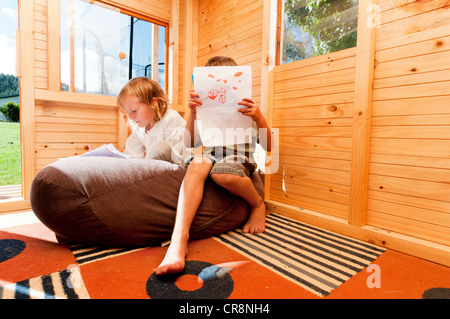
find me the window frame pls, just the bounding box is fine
[57,0,170,96]
[275,0,359,65]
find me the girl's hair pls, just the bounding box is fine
[205,56,238,66]
[117,77,169,122]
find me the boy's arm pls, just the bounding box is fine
[184,90,203,148]
[238,98,273,152]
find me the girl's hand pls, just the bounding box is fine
[188,90,202,114]
[237,97,263,122]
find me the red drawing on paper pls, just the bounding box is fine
[218,88,226,104]
[208,89,218,100]
[208,88,227,104]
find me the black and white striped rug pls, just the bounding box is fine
[0,266,89,299]
[69,245,145,265]
[214,213,385,297]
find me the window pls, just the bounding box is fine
[60,0,167,96]
[278,0,358,64]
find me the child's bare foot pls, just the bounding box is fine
[155,241,188,276]
[242,199,266,234]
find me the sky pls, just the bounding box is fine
[0,0,18,76]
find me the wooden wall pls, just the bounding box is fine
[367,0,450,246]
[271,48,356,220]
[265,0,450,265]
[197,0,264,106]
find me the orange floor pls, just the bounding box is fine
[1,220,450,301]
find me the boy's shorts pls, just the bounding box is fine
[188,147,257,177]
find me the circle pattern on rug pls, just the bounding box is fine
[0,239,26,263]
[146,260,234,299]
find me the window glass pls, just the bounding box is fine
[280,0,358,64]
[60,0,167,96]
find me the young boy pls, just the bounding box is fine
[156,56,273,276]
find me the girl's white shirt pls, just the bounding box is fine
[124,108,187,164]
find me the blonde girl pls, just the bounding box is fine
[117,77,186,163]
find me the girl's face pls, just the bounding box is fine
[120,94,156,128]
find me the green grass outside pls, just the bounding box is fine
[0,122,21,186]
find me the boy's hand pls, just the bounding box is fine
[237,97,263,122]
[188,90,202,114]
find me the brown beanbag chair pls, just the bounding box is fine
[30,156,264,247]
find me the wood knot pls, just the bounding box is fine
[329,105,338,112]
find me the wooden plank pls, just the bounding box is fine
[273,92,355,109]
[272,173,350,195]
[367,210,450,247]
[368,189,450,215]
[371,138,450,158]
[35,122,116,133]
[374,50,450,80]
[169,0,180,104]
[278,126,352,138]
[368,198,450,229]
[182,0,197,116]
[274,83,355,101]
[278,136,352,152]
[376,34,450,63]
[276,153,350,171]
[274,47,356,74]
[274,117,352,128]
[47,0,60,91]
[35,115,116,126]
[152,23,160,82]
[370,153,450,170]
[35,89,117,107]
[368,174,450,203]
[374,81,450,100]
[379,1,450,26]
[117,110,128,152]
[274,68,355,93]
[35,142,105,151]
[376,4,450,44]
[271,181,349,206]
[270,190,348,219]
[374,69,450,90]
[348,0,377,226]
[369,162,450,184]
[275,56,356,81]
[277,147,351,161]
[272,163,350,186]
[371,125,450,139]
[372,96,450,116]
[376,24,450,52]
[35,131,117,143]
[19,0,36,202]
[0,201,31,214]
[35,104,117,120]
[96,0,171,23]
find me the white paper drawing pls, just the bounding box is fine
[193,66,252,147]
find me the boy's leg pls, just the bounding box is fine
[211,172,266,234]
[156,156,213,275]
